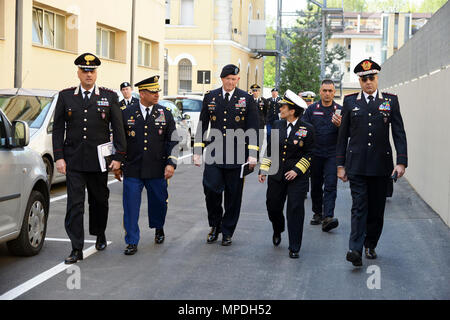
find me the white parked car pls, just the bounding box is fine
[0,89,64,185]
[163,95,204,145]
[0,109,50,256]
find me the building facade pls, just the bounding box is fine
[0,0,165,91]
[164,0,265,96]
[328,12,432,96]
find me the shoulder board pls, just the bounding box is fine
[60,87,76,92]
[120,106,127,111]
[166,107,171,111]
[299,126,307,129]
[99,86,115,93]
[205,90,211,94]
[382,92,397,96]
[344,92,358,97]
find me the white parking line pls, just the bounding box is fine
[50,179,119,203]
[45,237,96,244]
[178,153,193,161]
[0,241,112,300]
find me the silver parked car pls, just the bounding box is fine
[0,109,50,256]
[0,89,64,185]
[158,99,193,150]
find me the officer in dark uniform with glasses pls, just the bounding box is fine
[337,59,408,267]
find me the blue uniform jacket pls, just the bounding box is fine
[121,103,179,179]
[302,100,342,158]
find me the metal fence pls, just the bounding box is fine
[379,1,450,89]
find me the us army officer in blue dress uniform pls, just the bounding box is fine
[117,76,179,255]
[53,53,127,264]
[193,64,259,246]
[258,90,314,259]
[336,59,408,266]
[302,80,341,231]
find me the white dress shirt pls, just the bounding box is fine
[222,88,236,101]
[363,90,378,104]
[287,118,298,136]
[80,85,94,99]
[140,103,153,120]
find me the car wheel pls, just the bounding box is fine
[42,156,53,185]
[7,191,49,256]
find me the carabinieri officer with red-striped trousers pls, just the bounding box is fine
[258,90,314,259]
[116,75,179,255]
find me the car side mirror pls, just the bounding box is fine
[183,114,191,120]
[12,120,30,147]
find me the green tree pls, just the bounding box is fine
[264,26,277,88]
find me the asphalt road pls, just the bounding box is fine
[0,162,449,300]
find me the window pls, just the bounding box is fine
[0,95,53,129]
[394,13,399,51]
[32,7,66,49]
[138,39,151,67]
[366,44,374,53]
[96,26,115,60]
[180,0,194,25]
[178,59,192,93]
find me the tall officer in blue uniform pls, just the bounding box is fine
[302,80,342,231]
[193,64,259,246]
[53,53,127,264]
[116,76,179,255]
[266,88,281,138]
[337,59,408,266]
[250,84,268,130]
[258,90,314,259]
[119,82,139,108]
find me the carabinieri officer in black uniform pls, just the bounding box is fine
[117,76,179,255]
[193,64,259,246]
[119,82,139,108]
[258,89,314,259]
[337,59,408,267]
[53,53,127,264]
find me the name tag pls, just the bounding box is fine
[313,111,324,115]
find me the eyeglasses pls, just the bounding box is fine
[252,89,258,92]
[361,75,376,82]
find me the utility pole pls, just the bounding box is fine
[14,0,24,88]
[130,0,136,86]
[275,0,282,87]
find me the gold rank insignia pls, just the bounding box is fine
[212,115,216,121]
[235,116,240,122]
[299,140,304,147]
[120,106,126,110]
[131,131,135,137]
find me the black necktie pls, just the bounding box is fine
[225,92,229,102]
[145,107,150,120]
[287,123,293,136]
[368,95,374,105]
[126,100,130,106]
[84,91,90,106]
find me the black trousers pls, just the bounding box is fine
[348,174,389,252]
[65,170,109,250]
[203,165,244,237]
[310,155,337,218]
[266,175,309,253]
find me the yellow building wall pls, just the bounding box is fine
[0,0,16,88]
[0,0,165,91]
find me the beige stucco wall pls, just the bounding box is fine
[0,0,15,88]
[1,0,165,91]
[381,68,450,226]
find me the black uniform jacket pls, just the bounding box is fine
[121,103,179,179]
[120,96,139,108]
[194,87,260,169]
[266,96,281,125]
[336,90,408,176]
[52,85,127,172]
[255,97,268,128]
[260,119,315,182]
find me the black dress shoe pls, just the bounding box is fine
[346,250,363,266]
[221,235,232,246]
[322,217,339,232]
[272,233,281,246]
[289,251,299,259]
[310,213,323,225]
[95,233,107,251]
[155,228,165,244]
[65,250,83,264]
[124,244,138,255]
[207,227,221,243]
[365,248,377,259]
